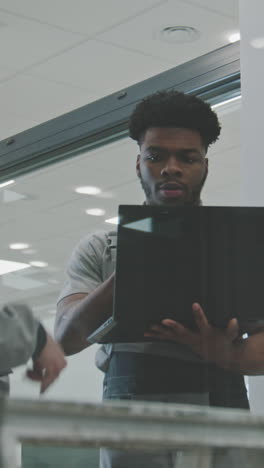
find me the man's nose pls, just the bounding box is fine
[160,157,183,177]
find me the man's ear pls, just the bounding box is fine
[136,154,141,178]
[204,158,209,182]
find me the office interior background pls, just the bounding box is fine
[0,0,263,418]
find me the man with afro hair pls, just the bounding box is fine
[56,90,258,468]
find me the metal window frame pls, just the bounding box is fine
[0,42,239,183]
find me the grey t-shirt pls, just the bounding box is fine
[58,231,205,371]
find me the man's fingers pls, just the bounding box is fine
[145,323,178,341]
[192,303,210,333]
[144,320,195,344]
[40,369,59,394]
[26,369,42,382]
[161,319,186,334]
[226,318,239,341]
[27,361,66,393]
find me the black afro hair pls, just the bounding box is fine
[128,90,221,150]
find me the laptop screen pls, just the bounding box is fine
[113,205,264,338]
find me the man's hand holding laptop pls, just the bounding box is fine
[144,302,242,370]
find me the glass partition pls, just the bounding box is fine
[1,94,242,400]
[2,41,262,468]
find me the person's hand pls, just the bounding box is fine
[27,334,67,393]
[144,303,240,369]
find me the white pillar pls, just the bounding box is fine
[240,0,264,206]
[240,0,264,412]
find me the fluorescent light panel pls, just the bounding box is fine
[105,217,119,225]
[29,261,48,268]
[212,95,241,110]
[0,260,30,276]
[228,32,240,43]
[0,180,15,188]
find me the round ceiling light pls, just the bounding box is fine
[159,26,200,44]
[85,208,106,216]
[9,243,30,250]
[251,37,264,49]
[75,186,101,195]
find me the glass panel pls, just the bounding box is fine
[20,443,264,468]
[4,95,263,468]
[22,444,99,468]
[2,95,243,402]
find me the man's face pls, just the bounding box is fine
[136,127,208,206]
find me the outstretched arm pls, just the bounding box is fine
[145,303,264,375]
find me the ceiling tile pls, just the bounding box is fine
[0,75,96,123]
[0,111,39,140]
[97,0,238,63]
[0,11,83,70]
[0,0,165,35]
[182,0,238,18]
[0,66,17,81]
[28,39,173,95]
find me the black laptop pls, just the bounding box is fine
[87,205,264,344]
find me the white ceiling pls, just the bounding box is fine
[0,0,238,139]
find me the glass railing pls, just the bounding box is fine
[1,399,264,468]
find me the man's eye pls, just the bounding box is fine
[147,154,162,161]
[183,156,197,164]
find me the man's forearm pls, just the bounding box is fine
[55,274,114,355]
[227,332,264,375]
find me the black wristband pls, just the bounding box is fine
[32,324,47,361]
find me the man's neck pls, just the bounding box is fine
[143,199,203,206]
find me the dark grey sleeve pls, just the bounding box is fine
[0,303,39,372]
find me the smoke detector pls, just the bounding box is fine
[158,26,200,44]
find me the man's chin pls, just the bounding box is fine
[156,193,188,206]
[150,197,186,207]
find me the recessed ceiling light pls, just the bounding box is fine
[75,186,101,195]
[0,259,30,276]
[85,208,106,216]
[158,26,200,44]
[251,37,264,49]
[29,261,48,268]
[105,217,119,225]
[0,180,15,188]
[9,243,30,250]
[228,32,240,43]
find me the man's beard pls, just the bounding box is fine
[138,174,207,206]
